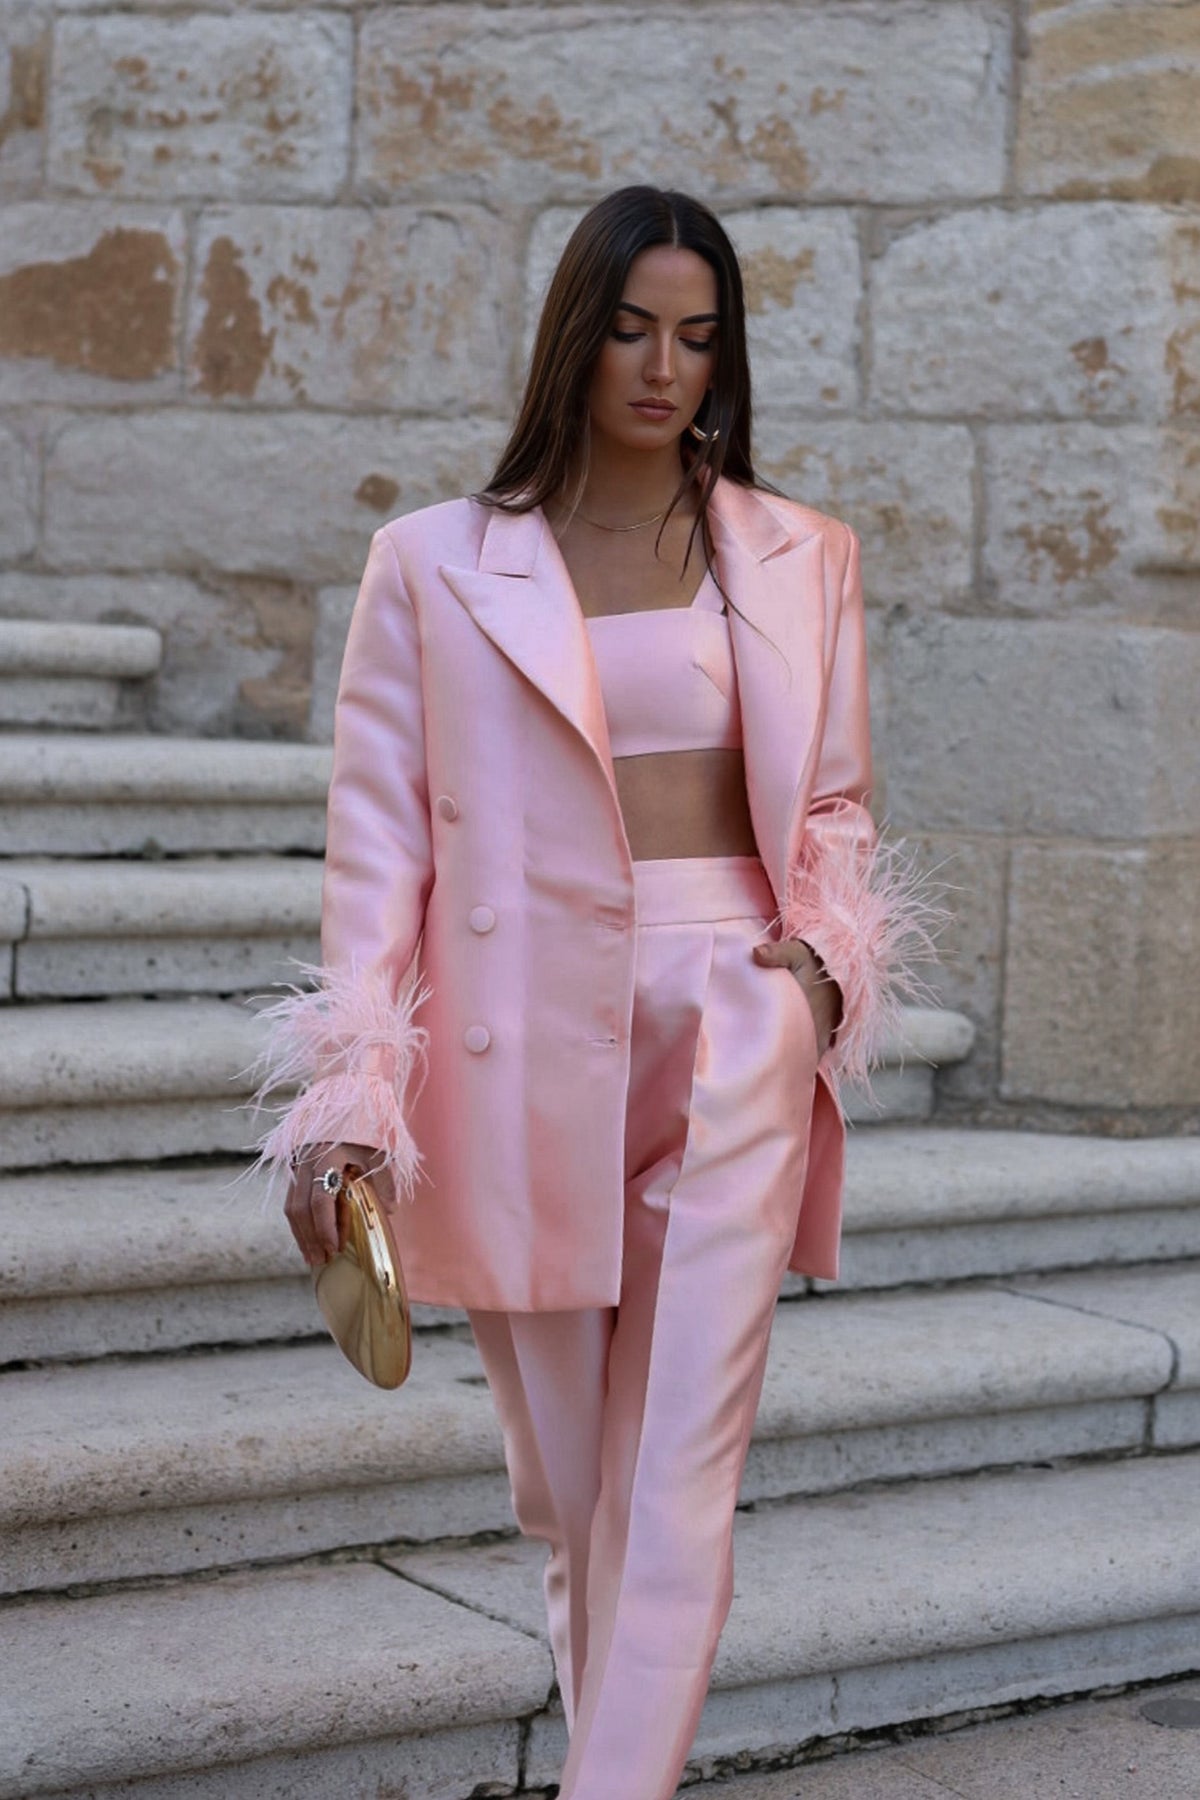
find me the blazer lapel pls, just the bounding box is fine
[439,504,617,782]
[707,478,830,904]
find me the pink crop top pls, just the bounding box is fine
[584,566,743,758]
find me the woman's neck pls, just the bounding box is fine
[560,440,698,524]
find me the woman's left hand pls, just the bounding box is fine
[752,938,842,1060]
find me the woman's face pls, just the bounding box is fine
[586,245,719,455]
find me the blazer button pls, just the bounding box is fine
[468,905,496,934]
[463,1024,491,1054]
[435,794,459,821]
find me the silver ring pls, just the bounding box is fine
[314,1167,344,1197]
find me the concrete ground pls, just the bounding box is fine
[685,1676,1200,1800]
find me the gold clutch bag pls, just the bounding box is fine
[311,1163,412,1389]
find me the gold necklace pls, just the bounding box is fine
[574,506,668,534]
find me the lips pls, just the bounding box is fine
[630,400,676,419]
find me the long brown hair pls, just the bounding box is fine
[475,185,774,577]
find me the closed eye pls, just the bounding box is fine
[612,330,715,353]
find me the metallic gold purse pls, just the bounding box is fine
[312,1163,412,1389]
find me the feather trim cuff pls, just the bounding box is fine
[775,817,949,1107]
[244,962,432,1201]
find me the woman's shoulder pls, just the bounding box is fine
[742,482,857,554]
[376,493,490,558]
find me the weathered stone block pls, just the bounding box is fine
[356,4,1009,205]
[308,583,354,743]
[730,207,862,410]
[889,832,1006,1103]
[0,674,128,730]
[0,4,49,194]
[0,571,318,739]
[862,610,888,792]
[1020,1263,1200,1391]
[15,934,322,1000]
[0,801,326,859]
[0,420,35,557]
[48,13,352,199]
[0,618,161,679]
[882,616,1200,838]
[55,0,357,6]
[187,205,512,410]
[1164,218,1200,419]
[1018,0,1200,201]
[984,423,1200,620]
[404,1455,1200,1750]
[54,0,356,7]
[5,853,322,941]
[43,413,508,581]
[0,877,25,942]
[871,204,1191,419]
[520,203,595,377]
[523,204,861,411]
[2,1561,550,1796]
[0,204,186,400]
[754,418,975,609]
[1003,840,1200,1107]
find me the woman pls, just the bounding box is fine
[254,185,936,1800]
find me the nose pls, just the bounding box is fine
[643,330,675,387]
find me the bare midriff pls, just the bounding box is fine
[611,746,757,862]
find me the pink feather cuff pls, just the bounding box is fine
[774,817,949,1107]
[244,962,432,1200]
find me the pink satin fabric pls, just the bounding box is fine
[582,564,743,757]
[251,483,907,1305]
[468,853,819,1800]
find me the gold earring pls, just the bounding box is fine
[687,418,720,443]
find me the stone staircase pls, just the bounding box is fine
[0,856,322,1000]
[1,626,1198,1798]
[0,619,163,731]
[0,732,329,854]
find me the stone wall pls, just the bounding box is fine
[0,0,1197,1126]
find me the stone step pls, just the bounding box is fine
[0,997,263,1168]
[3,1451,1197,1798]
[415,1452,1200,1792]
[0,1557,553,1800]
[849,1007,973,1122]
[4,1132,1197,1364]
[0,734,330,854]
[0,1162,312,1364]
[0,857,322,1000]
[0,621,162,731]
[0,999,969,1172]
[1,1263,1194,1597]
[824,1125,1200,1290]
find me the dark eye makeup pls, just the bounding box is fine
[611,329,715,352]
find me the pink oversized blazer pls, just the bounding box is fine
[254,474,928,1310]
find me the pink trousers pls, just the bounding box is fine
[467,855,818,1800]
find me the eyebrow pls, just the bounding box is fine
[615,301,719,326]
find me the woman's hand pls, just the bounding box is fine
[752,939,843,1061]
[284,1142,398,1267]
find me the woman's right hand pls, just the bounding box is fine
[284,1142,397,1267]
